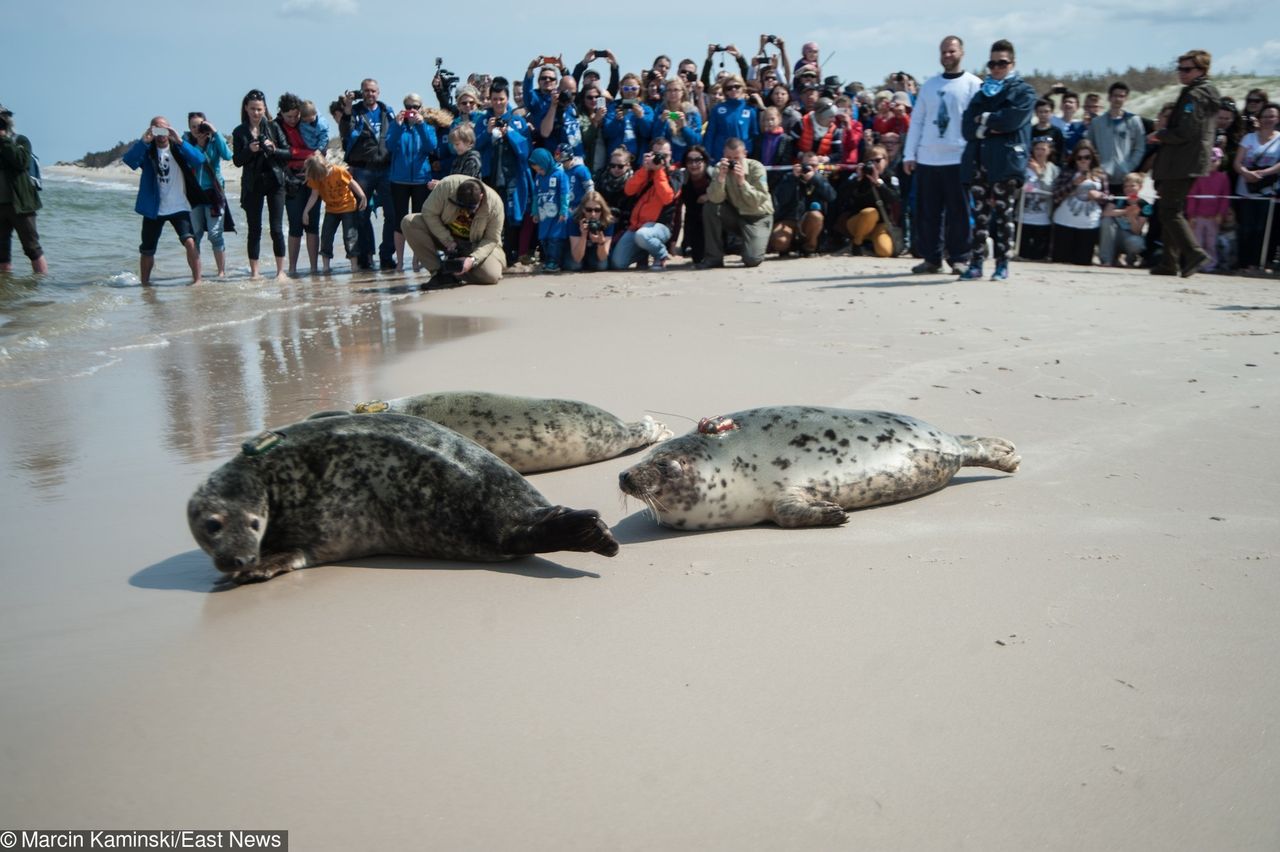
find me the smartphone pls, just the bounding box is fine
[150,125,169,138]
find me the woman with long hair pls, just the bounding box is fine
[231,89,290,278]
[1050,139,1109,265]
[1233,101,1280,274]
[566,190,615,271]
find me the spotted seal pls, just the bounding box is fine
[618,406,1020,530]
[347,391,672,473]
[188,413,619,583]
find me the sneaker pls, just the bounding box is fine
[912,260,942,274]
[693,259,725,270]
[958,263,984,280]
[420,271,461,290]
[650,258,667,271]
[948,261,970,275]
[990,260,1009,281]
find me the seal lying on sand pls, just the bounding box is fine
[188,413,619,583]
[618,406,1020,530]
[348,391,672,473]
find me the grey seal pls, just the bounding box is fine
[348,391,672,473]
[618,406,1020,530]
[188,413,619,583]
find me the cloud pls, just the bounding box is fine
[1216,40,1280,75]
[279,0,358,15]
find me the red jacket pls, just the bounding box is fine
[798,113,865,165]
[625,165,679,229]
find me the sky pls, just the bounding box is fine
[6,0,1277,164]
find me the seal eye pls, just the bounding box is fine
[249,517,261,532]
[204,518,223,535]
[660,459,683,477]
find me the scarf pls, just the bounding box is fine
[981,71,1020,99]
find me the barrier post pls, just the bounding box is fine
[1262,196,1276,271]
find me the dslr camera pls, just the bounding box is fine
[586,219,604,234]
[651,150,668,167]
[558,90,575,107]
[435,57,459,91]
[197,122,213,134]
[712,44,728,53]
[765,34,779,45]
[861,160,878,178]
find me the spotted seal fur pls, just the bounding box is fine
[188,413,619,583]
[347,391,672,473]
[618,406,1020,530]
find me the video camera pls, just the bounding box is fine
[435,57,459,92]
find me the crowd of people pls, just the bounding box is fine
[2,37,1278,284]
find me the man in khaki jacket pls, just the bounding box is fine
[699,137,774,268]
[402,175,506,288]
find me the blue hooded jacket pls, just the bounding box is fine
[475,107,533,223]
[387,121,438,184]
[123,138,206,218]
[960,75,1037,183]
[531,148,569,239]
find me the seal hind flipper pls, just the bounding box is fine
[957,436,1021,473]
[628,415,674,448]
[771,492,849,528]
[503,506,621,557]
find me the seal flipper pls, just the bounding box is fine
[230,549,312,583]
[771,493,849,528]
[503,506,620,557]
[957,436,1021,473]
[626,415,674,449]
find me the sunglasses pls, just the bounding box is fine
[724,84,743,91]
[405,103,422,109]
[685,157,705,163]
[621,86,639,93]
[539,76,556,83]
[986,59,1012,69]
[247,90,265,101]
[582,206,603,212]
[608,163,628,169]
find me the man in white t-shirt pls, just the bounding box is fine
[122,116,205,285]
[902,35,981,274]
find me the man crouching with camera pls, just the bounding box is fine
[698,137,774,268]
[400,175,506,289]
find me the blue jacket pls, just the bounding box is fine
[182,131,232,191]
[650,108,704,162]
[476,108,534,223]
[387,121,437,184]
[532,154,570,239]
[299,118,329,152]
[564,161,594,210]
[604,103,654,159]
[704,98,758,162]
[961,76,1036,183]
[540,105,585,160]
[123,138,205,218]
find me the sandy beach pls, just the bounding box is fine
[1,254,1277,850]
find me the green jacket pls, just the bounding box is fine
[0,133,41,214]
[1152,76,1220,181]
[707,157,774,217]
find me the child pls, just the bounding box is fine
[298,100,329,152]
[302,153,367,273]
[1031,98,1065,164]
[1099,172,1151,267]
[1187,147,1231,272]
[448,124,482,178]
[529,148,569,272]
[555,143,595,212]
[1020,138,1059,260]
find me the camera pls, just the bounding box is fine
[558,90,574,107]
[618,98,638,110]
[595,49,608,56]
[493,116,507,129]
[680,70,697,83]
[713,44,727,52]
[197,122,213,134]
[651,151,668,166]
[754,55,772,66]
[150,125,169,139]
[435,57,459,91]
[765,34,779,44]
[801,164,814,174]
[586,219,603,234]
[861,161,878,177]
[442,257,468,274]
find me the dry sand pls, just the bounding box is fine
[1,254,1278,850]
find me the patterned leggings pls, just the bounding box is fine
[968,176,1023,263]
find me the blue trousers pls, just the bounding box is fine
[349,165,394,268]
[609,223,671,269]
[913,163,971,266]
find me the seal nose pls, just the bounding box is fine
[233,555,258,568]
[618,471,633,492]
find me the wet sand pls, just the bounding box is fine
[1,255,1278,850]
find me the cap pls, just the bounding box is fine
[815,98,837,122]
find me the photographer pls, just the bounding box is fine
[650,77,704,164]
[768,150,836,257]
[699,136,773,269]
[524,56,566,129]
[183,111,232,277]
[538,75,585,160]
[603,73,654,160]
[838,144,903,258]
[704,74,757,162]
[754,34,791,88]
[566,190,615,272]
[476,79,534,266]
[339,78,396,270]
[232,90,290,279]
[0,105,47,274]
[796,98,863,167]
[609,138,683,271]
[401,175,506,288]
[571,49,621,100]
[123,116,206,285]
[387,94,438,271]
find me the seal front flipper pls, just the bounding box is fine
[627,415,674,449]
[502,506,621,557]
[230,549,312,584]
[771,492,849,528]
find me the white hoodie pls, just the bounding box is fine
[903,71,982,167]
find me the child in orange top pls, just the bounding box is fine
[302,153,367,272]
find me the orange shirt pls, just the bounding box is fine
[307,165,358,214]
